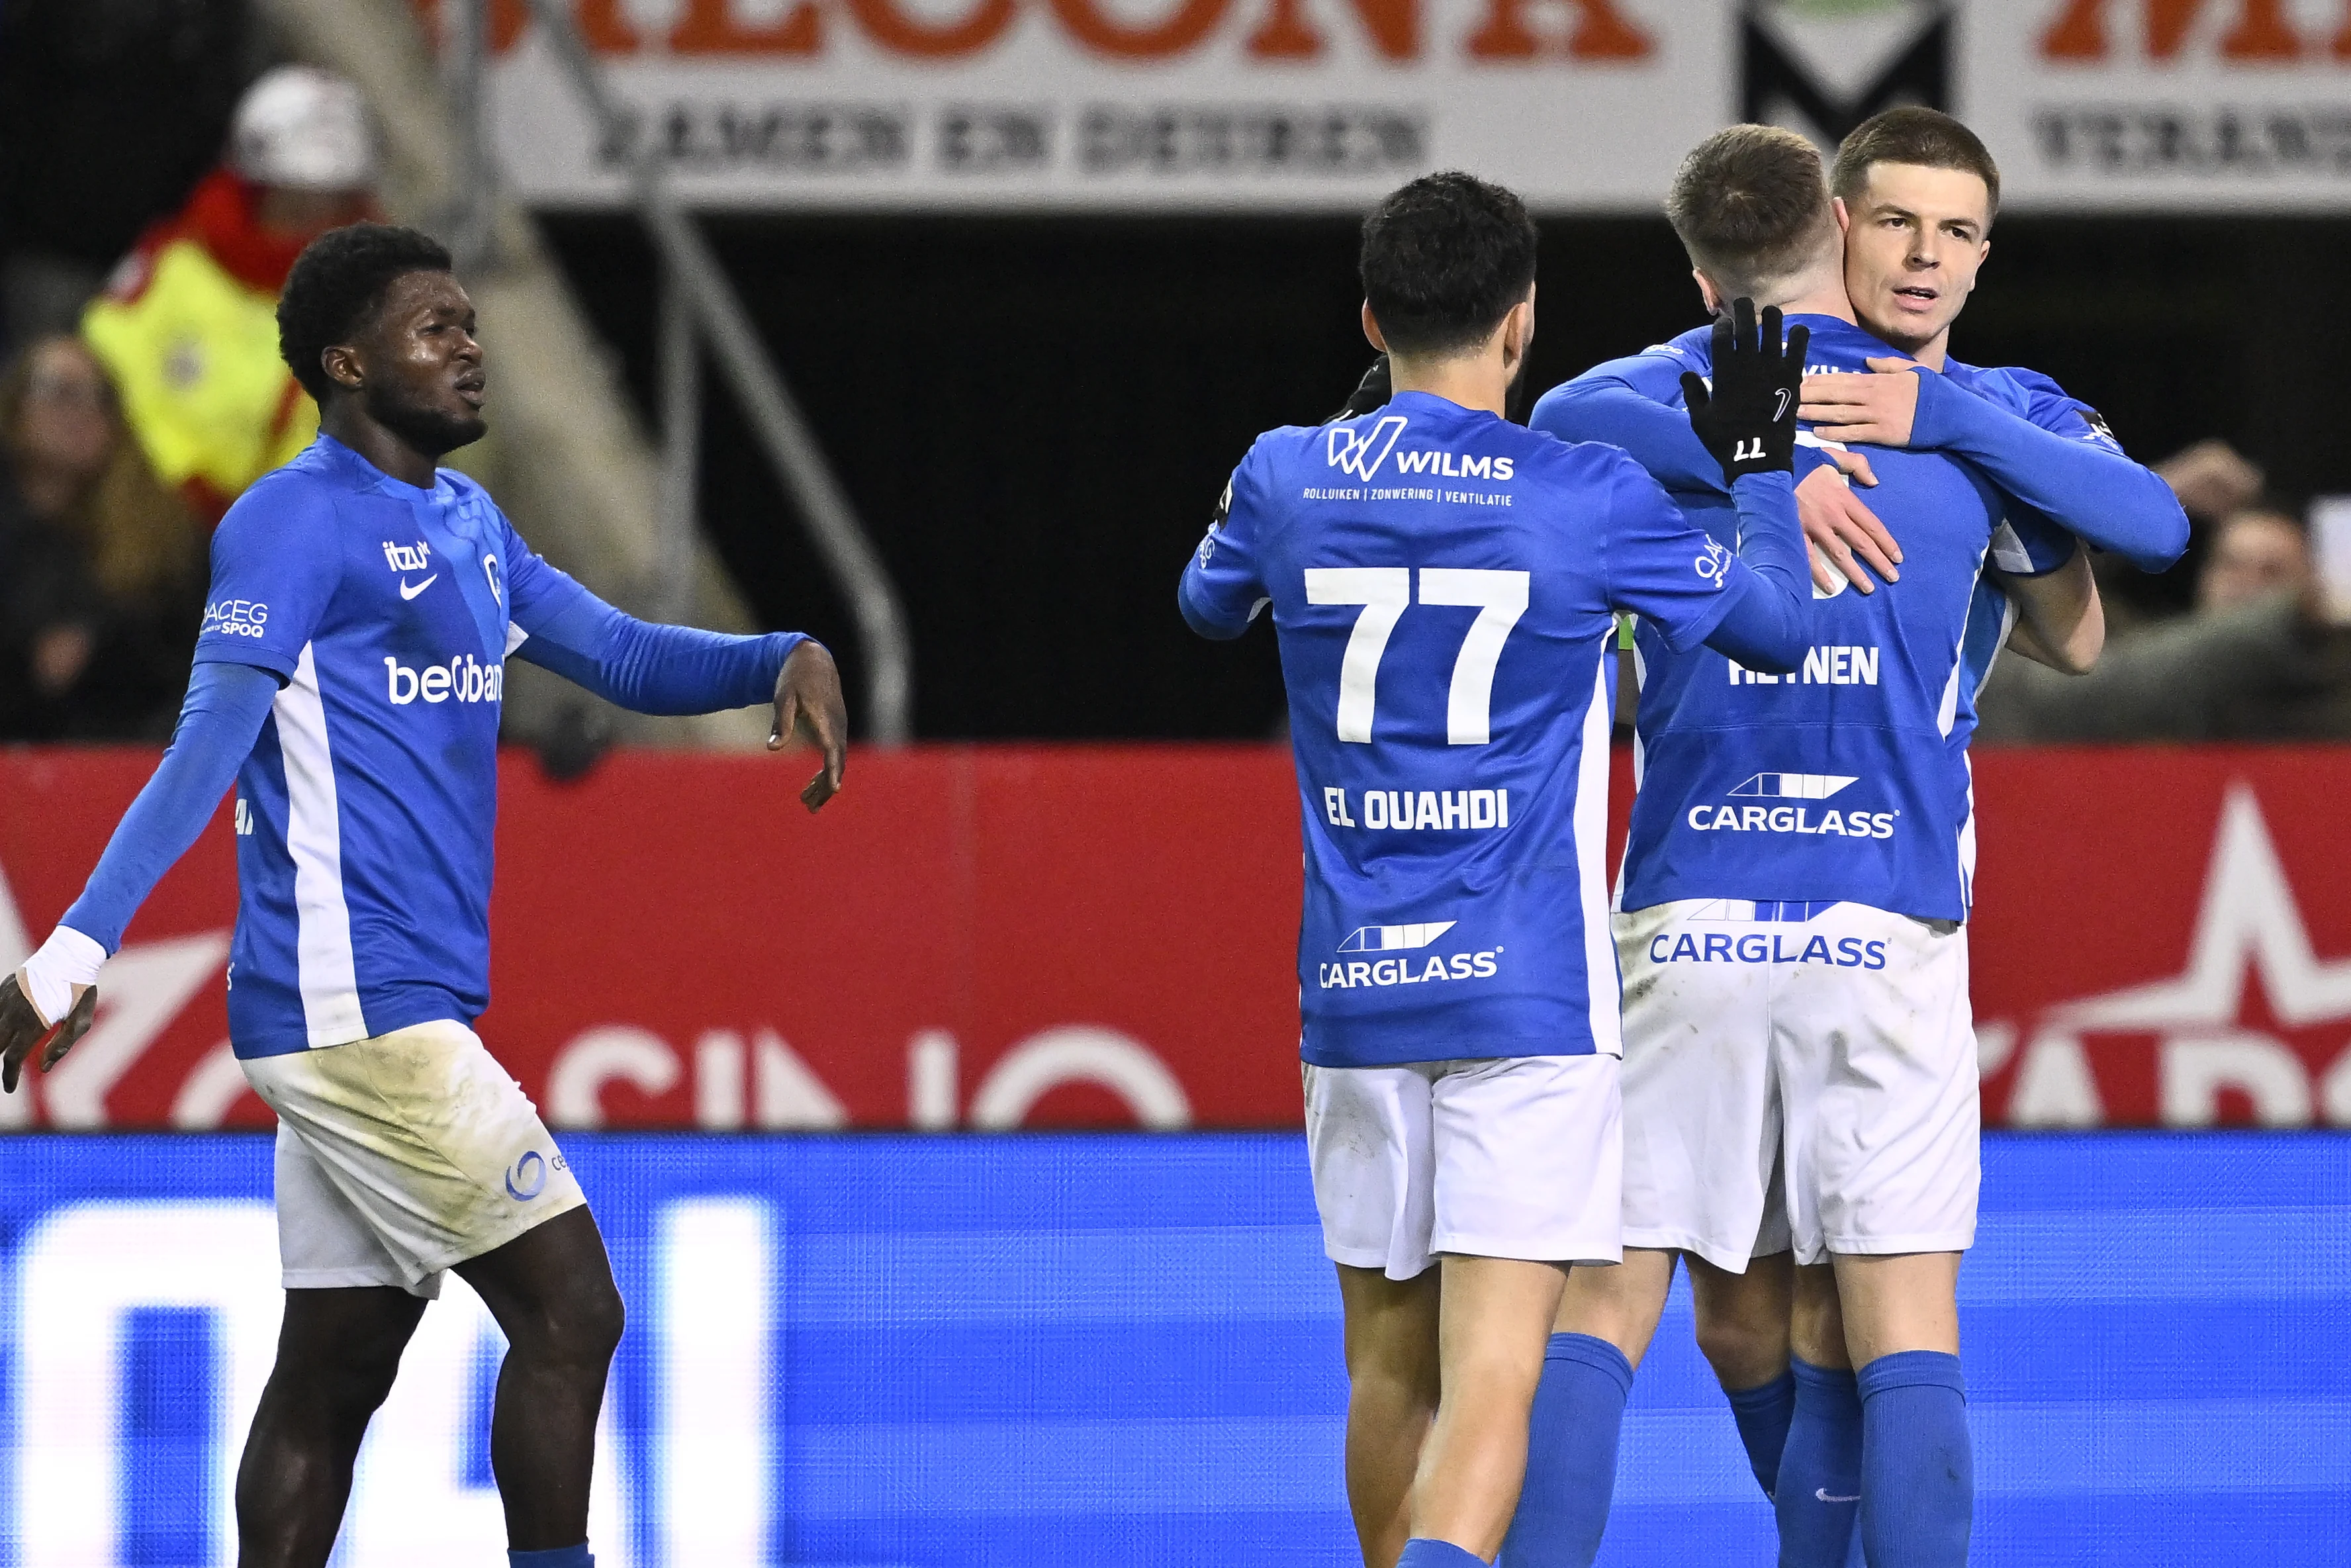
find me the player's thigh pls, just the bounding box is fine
[1336,1260,1443,1389]
[246,1021,588,1287]
[1305,1062,1441,1281]
[1779,907,1980,1264]
[268,1119,441,1299]
[1614,901,1780,1273]
[1426,1053,1620,1268]
[267,1284,430,1405]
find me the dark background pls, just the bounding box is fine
[542,213,2351,741]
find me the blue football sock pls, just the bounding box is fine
[1723,1367,1797,1500]
[1773,1358,1863,1568]
[1398,1540,1488,1567]
[1498,1332,1634,1568]
[508,1546,592,1568]
[1856,1351,1972,1568]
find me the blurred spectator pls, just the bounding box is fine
[2195,502,2310,614]
[0,336,205,740]
[0,0,259,354]
[1978,502,2351,743]
[81,66,377,524]
[2155,439,2266,526]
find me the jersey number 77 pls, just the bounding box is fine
[1305,567,1530,745]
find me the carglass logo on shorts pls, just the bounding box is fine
[201,598,268,639]
[1317,919,1500,991]
[1683,772,1894,839]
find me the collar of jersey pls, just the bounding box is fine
[314,431,455,506]
[1381,390,1500,422]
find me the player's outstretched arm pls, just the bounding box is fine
[505,567,847,808]
[1802,361,2188,573]
[1,660,279,1091]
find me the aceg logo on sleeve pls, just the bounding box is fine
[200,599,269,639]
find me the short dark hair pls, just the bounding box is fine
[1359,171,1539,358]
[1832,107,2001,217]
[1664,125,1835,300]
[277,223,453,401]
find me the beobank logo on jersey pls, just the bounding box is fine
[385,653,506,706]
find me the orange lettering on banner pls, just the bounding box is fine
[672,0,821,53]
[1462,0,1649,60]
[1050,0,1232,58]
[2040,0,2303,60]
[1245,0,1420,60]
[845,0,1017,56]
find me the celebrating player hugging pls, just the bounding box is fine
[1502,113,2188,1568]
[0,223,847,1568]
[1180,171,1820,1568]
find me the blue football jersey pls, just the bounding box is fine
[193,435,587,1058]
[1181,391,1787,1068]
[1531,315,2076,922]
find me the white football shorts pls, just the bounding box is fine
[1303,1053,1622,1280]
[1615,899,1979,1271]
[242,1019,586,1297]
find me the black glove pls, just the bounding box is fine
[1325,355,1392,424]
[1681,297,1807,484]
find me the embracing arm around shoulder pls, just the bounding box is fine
[1806,363,2188,574]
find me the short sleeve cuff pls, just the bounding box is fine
[193,641,300,682]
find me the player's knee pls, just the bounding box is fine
[1693,1310,1788,1387]
[550,1273,626,1369]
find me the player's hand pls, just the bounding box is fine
[1800,357,1924,447]
[0,970,98,1094]
[769,639,847,813]
[1326,356,1392,424]
[1681,298,1807,485]
[1798,463,1901,595]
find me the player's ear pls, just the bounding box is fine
[1503,294,1534,368]
[320,343,365,394]
[1692,269,1724,316]
[1831,197,1851,235]
[1360,302,1389,354]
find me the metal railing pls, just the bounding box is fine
[443,0,914,744]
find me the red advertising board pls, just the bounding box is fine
[3,744,2348,1130]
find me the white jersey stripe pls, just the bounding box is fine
[275,643,368,1048]
[1574,649,1623,1058]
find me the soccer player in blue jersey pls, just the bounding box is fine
[1181,171,1820,1568]
[0,224,846,1568]
[1500,119,2187,1568]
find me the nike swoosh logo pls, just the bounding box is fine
[1817,1488,1861,1504]
[399,575,438,600]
